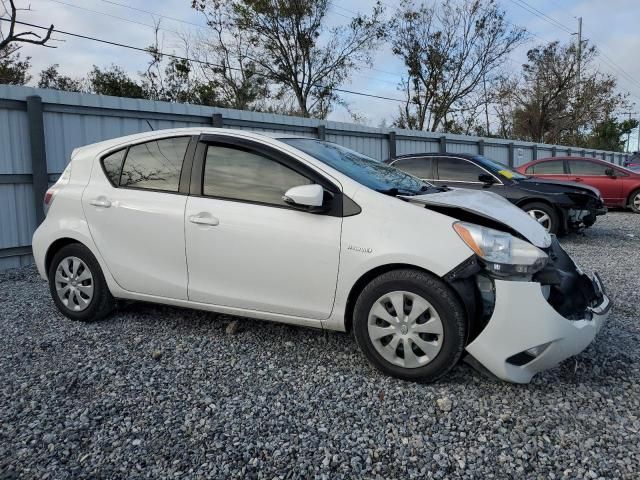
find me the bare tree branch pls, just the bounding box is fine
[0,0,55,51]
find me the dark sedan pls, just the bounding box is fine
[385,153,606,235]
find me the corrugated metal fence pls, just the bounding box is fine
[0,84,632,270]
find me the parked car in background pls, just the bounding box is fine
[32,128,611,384]
[385,153,606,235]
[623,151,640,169]
[517,157,640,213]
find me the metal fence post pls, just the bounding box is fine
[567,148,572,157]
[27,95,48,224]
[439,136,447,153]
[508,143,515,167]
[317,124,326,141]
[532,144,538,160]
[551,146,557,157]
[212,113,223,127]
[477,139,484,155]
[581,149,586,157]
[388,131,396,159]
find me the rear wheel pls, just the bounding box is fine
[629,189,640,213]
[48,243,115,322]
[353,269,466,382]
[523,202,559,234]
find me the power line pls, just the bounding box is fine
[44,0,184,36]
[0,18,411,105]
[506,0,573,35]
[93,0,209,30]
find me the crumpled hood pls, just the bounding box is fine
[401,189,552,248]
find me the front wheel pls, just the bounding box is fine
[48,243,115,322]
[523,202,559,234]
[353,269,466,382]
[629,189,640,213]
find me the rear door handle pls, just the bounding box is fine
[574,177,583,182]
[89,197,111,208]
[188,213,219,226]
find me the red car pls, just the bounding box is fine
[517,157,640,213]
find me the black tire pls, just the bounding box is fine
[522,201,560,235]
[628,189,640,214]
[353,269,466,382]
[48,243,115,322]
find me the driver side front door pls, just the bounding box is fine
[184,138,342,320]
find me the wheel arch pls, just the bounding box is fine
[343,263,473,336]
[44,237,84,278]
[516,197,565,228]
[627,187,640,208]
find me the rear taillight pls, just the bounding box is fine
[44,188,57,216]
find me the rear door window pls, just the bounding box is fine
[119,137,190,192]
[392,158,433,179]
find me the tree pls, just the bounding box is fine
[221,0,385,118]
[88,65,146,98]
[0,0,54,51]
[38,64,84,91]
[508,40,630,145]
[390,0,525,132]
[0,44,30,84]
[191,0,269,110]
[585,118,639,152]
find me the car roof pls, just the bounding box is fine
[387,152,477,163]
[70,127,309,160]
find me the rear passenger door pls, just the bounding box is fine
[83,136,195,300]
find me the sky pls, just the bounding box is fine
[5,0,640,150]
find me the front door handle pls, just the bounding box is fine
[89,197,112,208]
[188,213,219,226]
[573,177,583,182]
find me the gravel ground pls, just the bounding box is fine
[1,212,639,479]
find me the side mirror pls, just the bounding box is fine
[605,168,616,178]
[283,184,325,209]
[478,173,497,185]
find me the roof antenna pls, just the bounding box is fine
[146,120,155,131]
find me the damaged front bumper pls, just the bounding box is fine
[464,239,610,383]
[466,276,609,383]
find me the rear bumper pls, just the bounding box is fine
[466,275,610,384]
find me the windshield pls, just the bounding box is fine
[473,155,528,180]
[281,138,437,195]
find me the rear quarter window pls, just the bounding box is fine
[101,149,126,186]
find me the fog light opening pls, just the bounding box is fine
[506,342,552,366]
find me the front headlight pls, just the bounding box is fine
[453,222,548,275]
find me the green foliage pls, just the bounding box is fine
[0,46,31,85]
[88,65,146,99]
[584,118,639,152]
[38,64,84,92]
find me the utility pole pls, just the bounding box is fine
[576,17,582,89]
